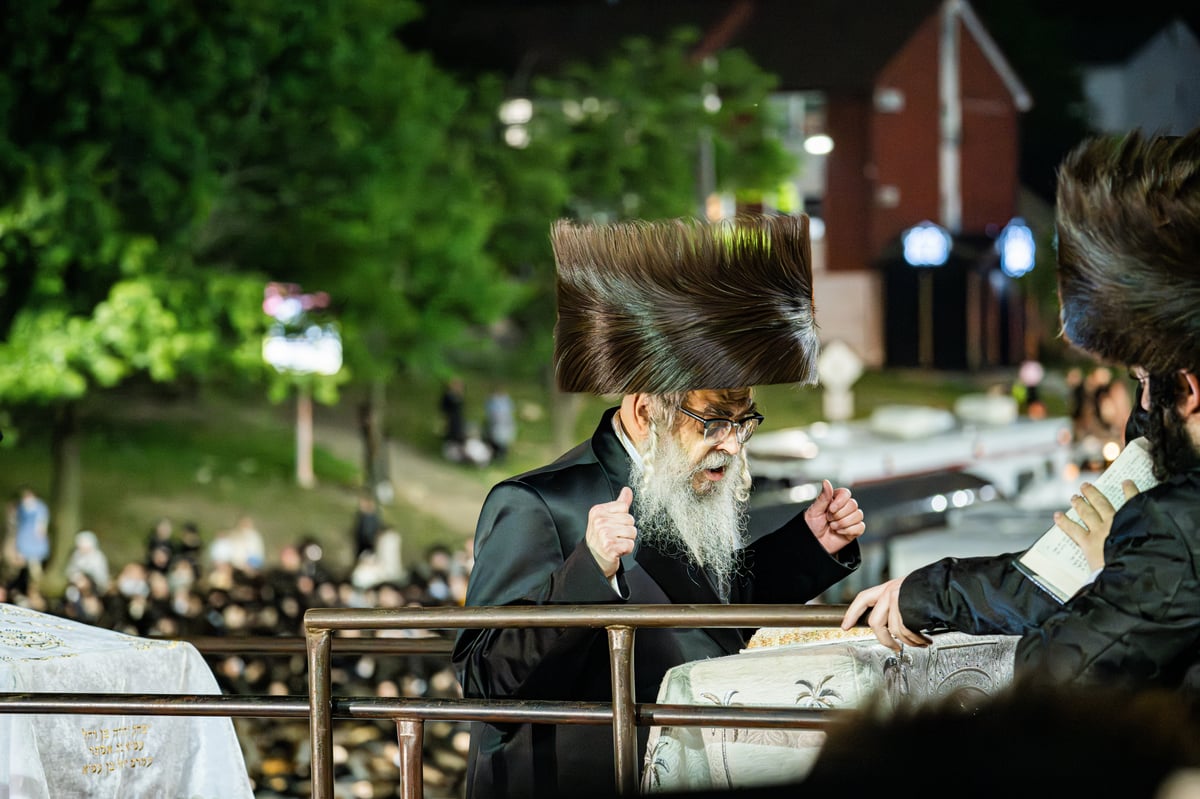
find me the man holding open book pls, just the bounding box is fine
[842,127,1200,697]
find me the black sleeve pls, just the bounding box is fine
[897,551,1061,636]
[452,482,622,700]
[740,508,861,604]
[1015,496,1200,687]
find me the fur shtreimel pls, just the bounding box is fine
[1055,127,1200,373]
[551,213,819,395]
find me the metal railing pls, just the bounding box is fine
[0,607,854,799]
[305,603,853,799]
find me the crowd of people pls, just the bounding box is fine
[0,501,476,799]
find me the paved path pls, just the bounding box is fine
[313,423,489,539]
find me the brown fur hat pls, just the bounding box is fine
[1055,127,1200,373]
[551,213,819,394]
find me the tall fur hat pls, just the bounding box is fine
[1055,127,1200,373]
[551,213,819,394]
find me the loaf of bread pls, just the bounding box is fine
[745,626,875,649]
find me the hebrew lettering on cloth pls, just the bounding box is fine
[0,603,253,799]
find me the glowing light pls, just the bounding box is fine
[803,134,834,155]
[930,495,949,512]
[997,217,1036,277]
[951,489,973,508]
[262,326,343,375]
[903,221,951,267]
[498,98,532,125]
[504,125,530,148]
[262,282,342,376]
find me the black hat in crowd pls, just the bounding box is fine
[550,213,820,395]
[1055,126,1200,373]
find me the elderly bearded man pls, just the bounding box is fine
[453,214,866,799]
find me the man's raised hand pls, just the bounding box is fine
[805,479,866,555]
[586,486,637,578]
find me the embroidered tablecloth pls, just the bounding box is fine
[0,603,254,799]
[642,631,1018,793]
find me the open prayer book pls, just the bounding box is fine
[1015,436,1160,603]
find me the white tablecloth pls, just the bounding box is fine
[0,603,254,799]
[642,631,1017,793]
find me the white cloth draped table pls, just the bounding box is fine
[0,603,254,799]
[642,631,1018,793]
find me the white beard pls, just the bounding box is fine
[631,425,748,599]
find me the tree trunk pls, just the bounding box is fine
[47,400,81,590]
[296,384,315,489]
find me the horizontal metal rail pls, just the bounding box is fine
[306,604,854,799]
[0,693,844,730]
[163,634,454,656]
[0,693,312,717]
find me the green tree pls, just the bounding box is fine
[0,0,517,577]
[188,1,524,494]
[0,2,274,575]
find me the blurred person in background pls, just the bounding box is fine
[843,127,1200,702]
[483,384,517,464]
[350,491,383,559]
[145,516,177,574]
[64,529,110,594]
[11,485,50,592]
[209,514,265,575]
[440,377,467,454]
[802,683,1200,799]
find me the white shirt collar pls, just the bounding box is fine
[612,410,644,469]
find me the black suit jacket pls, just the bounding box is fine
[452,407,860,799]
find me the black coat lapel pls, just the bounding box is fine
[634,543,745,655]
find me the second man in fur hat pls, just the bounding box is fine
[453,212,865,799]
[843,127,1200,700]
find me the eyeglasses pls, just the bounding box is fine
[677,405,765,445]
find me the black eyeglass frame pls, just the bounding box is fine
[676,405,765,444]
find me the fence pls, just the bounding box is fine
[305,603,852,799]
[0,603,854,799]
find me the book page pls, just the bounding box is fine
[1016,437,1160,603]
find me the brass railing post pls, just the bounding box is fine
[307,626,334,799]
[608,625,638,796]
[396,718,425,799]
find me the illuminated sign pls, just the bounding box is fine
[262,282,342,376]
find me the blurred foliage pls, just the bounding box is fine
[0,0,526,569]
[466,26,798,383]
